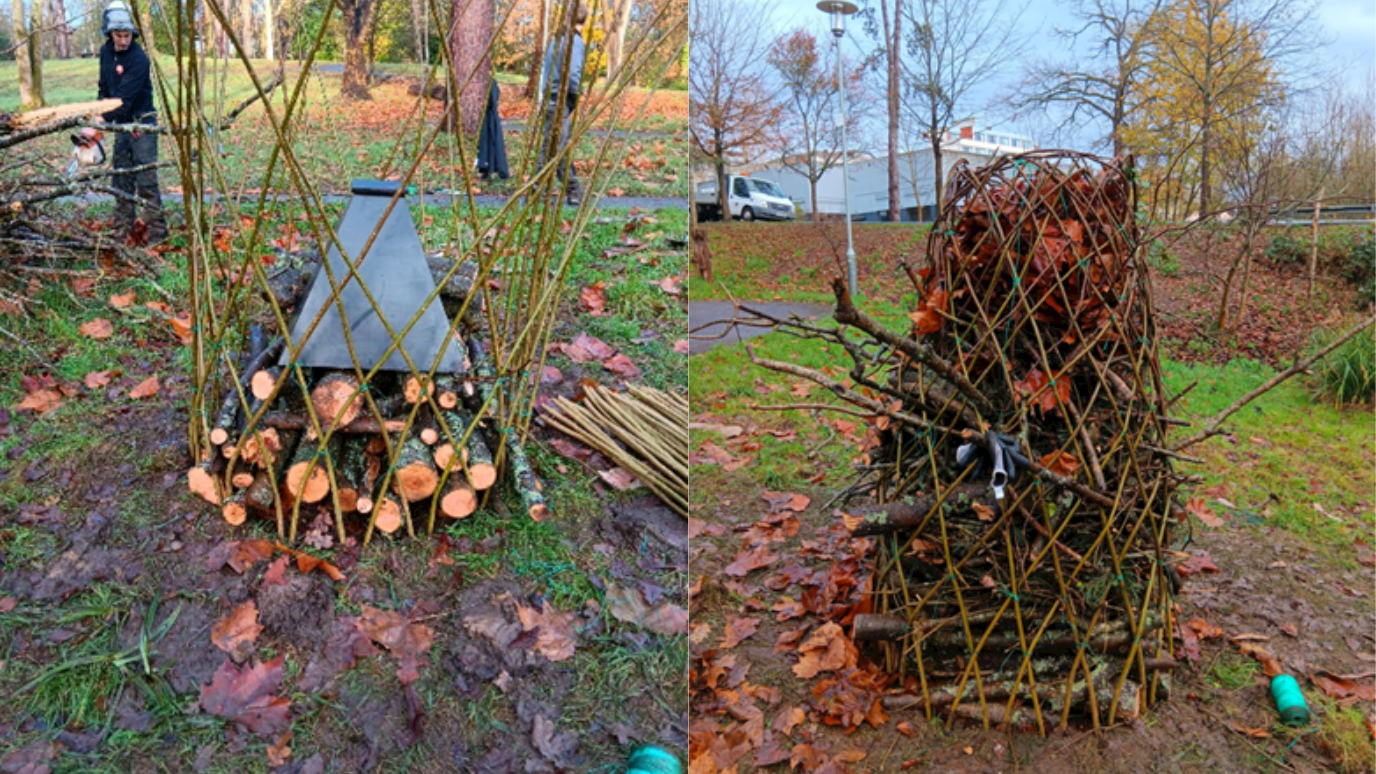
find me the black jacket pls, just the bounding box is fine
[97,39,155,123]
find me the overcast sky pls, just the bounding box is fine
[755,0,1375,152]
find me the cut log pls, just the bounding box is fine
[222,493,250,526]
[393,433,440,501]
[440,477,478,519]
[188,462,221,505]
[230,467,255,489]
[403,375,433,404]
[435,374,461,409]
[853,614,909,642]
[420,427,439,445]
[251,367,282,402]
[311,372,363,428]
[846,486,991,536]
[258,411,405,435]
[503,430,550,521]
[238,427,283,468]
[211,336,285,447]
[374,495,403,534]
[336,435,371,515]
[285,440,331,503]
[4,99,123,132]
[435,408,496,490]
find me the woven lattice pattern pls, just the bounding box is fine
[851,153,1178,732]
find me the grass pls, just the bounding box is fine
[1309,698,1376,774]
[1161,357,1376,555]
[1207,652,1260,690]
[0,58,688,199]
[1309,322,1375,408]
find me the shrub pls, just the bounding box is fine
[1147,239,1180,277]
[1339,233,1375,307]
[1265,230,1308,264]
[1310,324,1376,407]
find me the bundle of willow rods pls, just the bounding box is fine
[750,152,1181,734]
[540,385,689,517]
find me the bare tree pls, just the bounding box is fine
[768,27,865,219]
[1013,0,1160,155]
[900,0,1025,213]
[688,0,778,215]
[48,0,73,58]
[603,0,634,82]
[861,0,902,220]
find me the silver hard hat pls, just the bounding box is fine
[102,0,139,37]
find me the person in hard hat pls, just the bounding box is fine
[539,3,588,207]
[97,0,166,244]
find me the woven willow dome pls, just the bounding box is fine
[847,152,1180,732]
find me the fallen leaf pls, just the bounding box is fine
[793,622,857,678]
[129,376,161,399]
[199,657,291,736]
[597,467,640,491]
[1311,670,1376,702]
[653,275,682,295]
[80,318,114,339]
[0,597,15,613]
[266,731,292,767]
[1280,624,1298,638]
[563,333,616,363]
[1187,497,1225,528]
[1231,723,1271,739]
[516,600,578,662]
[605,583,687,636]
[1177,553,1220,577]
[84,371,112,389]
[1187,618,1224,640]
[972,501,995,522]
[109,291,136,308]
[724,545,780,577]
[1039,450,1081,478]
[896,720,917,737]
[721,617,760,649]
[356,605,435,684]
[211,600,264,661]
[673,339,689,354]
[17,388,63,414]
[602,352,642,378]
[580,282,609,315]
[1237,642,1284,677]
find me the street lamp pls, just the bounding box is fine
[817,0,858,295]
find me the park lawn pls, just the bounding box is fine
[0,200,688,772]
[687,222,931,306]
[1,58,688,199]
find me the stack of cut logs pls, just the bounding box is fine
[189,336,512,534]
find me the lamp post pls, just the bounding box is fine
[817,0,858,295]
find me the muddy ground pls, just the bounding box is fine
[688,476,1374,773]
[0,347,687,773]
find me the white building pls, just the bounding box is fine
[746,118,1037,222]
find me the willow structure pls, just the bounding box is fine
[751,152,1181,733]
[152,0,685,544]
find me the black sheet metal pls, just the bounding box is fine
[281,183,461,372]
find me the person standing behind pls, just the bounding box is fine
[540,3,588,207]
[98,0,166,244]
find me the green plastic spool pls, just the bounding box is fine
[1271,674,1310,726]
[623,745,682,774]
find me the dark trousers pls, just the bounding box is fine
[112,125,165,238]
[540,98,579,197]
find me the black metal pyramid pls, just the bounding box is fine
[282,180,462,372]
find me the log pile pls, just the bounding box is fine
[749,152,1180,733]
[191,334,516,536]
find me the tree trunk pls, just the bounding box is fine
[930,122,944,216]
[809,177,818,220]
[715,151,728,219]
[13,0,44,110]
[264,0,275,62]
[525,0,546,96]
[605,0,632,83]
[447,0,493,136]
[50,0,71,59]
[883,0,901,222]
[239,0,255,57]
[341,0,378,99]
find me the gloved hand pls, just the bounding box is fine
[955,431,1031,499]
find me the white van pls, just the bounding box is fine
[695,175,796,222]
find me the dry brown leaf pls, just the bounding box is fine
[597,467,640,491]
[792,622,857,679]
[266,731,292,767]
[1232,723,1271,739]
[1237,642,1284,677]
[516,600,578,662]
[129,376,161,399]
[109,291,136,308]
[17,388,64,413]
[211,600,263,661]
[720,617,760,649]
[972,501,995,522]
[84,371,112,389]
[79,318,114,339]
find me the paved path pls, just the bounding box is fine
[687,301,834,355]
